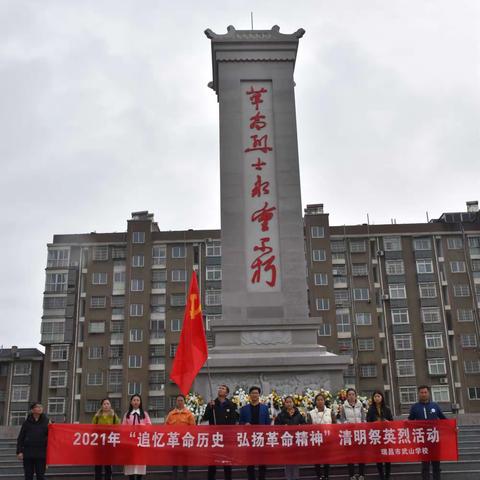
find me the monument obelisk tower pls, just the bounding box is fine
[196,25,349,395]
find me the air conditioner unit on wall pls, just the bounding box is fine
[439,377,448,384]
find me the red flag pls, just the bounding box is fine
[170,270,208,395]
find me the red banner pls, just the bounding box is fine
[47,420,458,466]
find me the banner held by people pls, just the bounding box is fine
[47,420,458,466]
[169,270,208,396]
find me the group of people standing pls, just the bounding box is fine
[16,384,446,480]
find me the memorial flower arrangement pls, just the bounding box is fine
[186,392,206,423]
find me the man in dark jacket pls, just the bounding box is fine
[408,386,446,480]
[239,386,271,480]
[16,402,49,480]
[202,384,238,480]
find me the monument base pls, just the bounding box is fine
[194,347,350,399]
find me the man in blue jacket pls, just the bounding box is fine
[408,385,446,480]
[239,386,271,480]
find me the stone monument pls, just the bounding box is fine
[195,25,349,396]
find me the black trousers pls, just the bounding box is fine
[94,465,112,480]
[208,465,232,480]
[347,463,365,477]
[314,463,330,478]
[23,458,46,480]
[247,465,266,480]
[172,465,189,480]
[422,461,441,480]
[376,462,391,479]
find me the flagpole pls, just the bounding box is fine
[205,356,217,425]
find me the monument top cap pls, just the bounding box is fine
[204,25,305,42]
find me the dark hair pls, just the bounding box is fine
[219,384,230,394]
[176,394,186,400]
[314,393,326,403]
[126,394,145,419]
[29,402,42,410]
[418,385,430,392]
[283,395,294,403]
[371,390,386,407]
[346,388,357,395]
[249,386,261,395]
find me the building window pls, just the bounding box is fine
[431,386,450,402]
[88,321,105,333]
[311,226,325,238]
[413,238,432,250]
[460,334,478,348]
[206,265,222,281]
[92,272,108,285]
[129,329,143,342]
[170,319,182,332]
[355,312,372,326]
[151,294,166,313]
[149,345,165,365]
[338,339,353,354]
[389,284,407,299]
[150,319,165,337]
[428,359,447,375]
[447,237,463,250]
[113,270,126,285]
[110,320,124,333]
[90,296,106,309]
[152,245,167,265]
[170,294,186,307]
[314,273,328,285]
[111,295,125,311]
[350,240,367,253]
[12,385,30,402]
[468,387,480,400]
[47,248,69,268]
[109,345,123,365]
[130,279,144,292]
[87,346,104,359]
[51,345,69,361]
[312,249,326,262]
[384,236,402,251]
[171,270,187,282]
[385,260,405,275]
[49,371,67,388]
[359,364,377,378]
[112,247,126,260]
[205,290,221,306]
[128,355,142,368]
[205,314,221,331]
[391,308,409,325]
[85,400,99,413]
[393,334,413,351]
[358,338,375,351]
[130,304,144,316]
[132,255,144,268]
[151,269,166,289]
[330,240,346,253]
[47,397,65,415]
[41,321,65,343]
[450,261,465,273]
[425,333,443,349]
[170,344,178,358]
[13,363,32,376]
[419,283,437,298]
[172,246,186,258]
[43,296,67,310]
[458,309,474,322]
[128,382,141,396]
[333,276,348,287]
[316,298,330,311]
[86,372,103,385]
[399,386,417,404]
[334,290,350,305]
[416,259,433,274]
[335,309,351,333]
[10,411,27,426]
[421,307,441,324]
[465,360,480,374]
[353,288,369,301]
[132,231,145,244]
[396,359,416,377]
[149,370,165,388]
[453,284,470,297]
[45,273,67,293]
[332,265,346,276]
[351,264,368,276]
[93,246,109,261]
[206,241,221,257]
[318,324,332,336]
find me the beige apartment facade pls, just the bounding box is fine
[40,205,480,422]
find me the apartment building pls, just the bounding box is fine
[40,204,480,423]
[0,347,44,425]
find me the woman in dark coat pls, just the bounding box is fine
[16,402,49,480]
[366,391,393,480]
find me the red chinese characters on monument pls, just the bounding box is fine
[244,84,279,289]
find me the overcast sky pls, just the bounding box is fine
[1,0,479,349]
